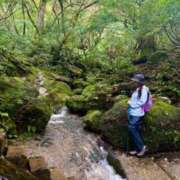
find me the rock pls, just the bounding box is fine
[84,96,180,152]
[115,153,171,180]
[100,97,129,148]
[144,100,180,152]
[6,145,25,157]
[67,82,113,113]
[54,75,72,83]
[29,156,47,173]
[156,152,180,180]
[50,167,67,180]
[7,155,29,170]
[45,80,72,96]
[67,65,83,76]
[33,169,51,180]
[0,131,7,156]
[15,100,51,134]
[0,112,17,138]
[66,95,88,114]
[0,158,37,180]
[67,177,76,180]
[82,110,103,132]
[38,87,48,96]
[159,96,171,104]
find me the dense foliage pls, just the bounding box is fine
[0,0,179,151]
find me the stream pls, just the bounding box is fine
[23,107,124,179]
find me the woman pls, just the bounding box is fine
[128,73,149,157]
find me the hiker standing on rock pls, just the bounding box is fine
[128,73,152,157]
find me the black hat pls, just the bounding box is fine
[131,73,145,84]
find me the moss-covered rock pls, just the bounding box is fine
[82,110,103,132]
[100,97,129,148]
[44,79,73,96]
[0,112,17,138]
[0,48,32,76]
[15,100,51,134]
[72,79,88,89]
[66,95,87,114]
[144,101,180,152]
[67,82,114,114]
[82,96,180,152]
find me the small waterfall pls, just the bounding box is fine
[48,107,68,124]
[85,146,124,180]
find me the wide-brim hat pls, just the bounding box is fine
[131,73,145,84]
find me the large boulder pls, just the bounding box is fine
[15,100,51,134]
[82,110,103,132]
[82,96,180,152]
[67,82,113,114]
[144,100,180,152]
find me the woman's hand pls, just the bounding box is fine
[128,99,131,105]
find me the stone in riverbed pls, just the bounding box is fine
[29,156,47,173]
[6,145,25,157]
[6,145,29,169]
[50,167,67,180]
[33,169,51,180]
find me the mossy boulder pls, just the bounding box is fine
[82,110,103,132]
[15,100,51,134]
[100,97,129,148]
[104,99,180,152]
[44,79,73,96]
[82,83,114,109]
[67,82,114,114]
[144,101,180,152]
[0,112,17,138]
[82,96,180,152]
[66,95,88,114]
[67,65,83,76]
[0,48,32,76]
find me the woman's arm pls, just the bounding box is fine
[129,87,148,108]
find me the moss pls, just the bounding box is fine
[73,88,83,95]
[73,79,88,89]
[44,79,72,96]
[0,49,32,76]
[0,112,17,138]
[82,110,103,132]
[67,64,83,76]
[143,100,180,152]
[15,99,52,134]
[66,95,87,114]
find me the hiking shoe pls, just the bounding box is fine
[137,146,147,157]
[129,150,138,155]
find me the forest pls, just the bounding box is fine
[0,0,180,179]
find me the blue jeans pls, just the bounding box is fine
[128,115,144,152]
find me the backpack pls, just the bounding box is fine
[142,91,153,113]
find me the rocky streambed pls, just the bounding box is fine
[19,107,124,180]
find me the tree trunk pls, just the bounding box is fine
[36,0,47,32]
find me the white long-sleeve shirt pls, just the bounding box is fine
[128,85,149,117]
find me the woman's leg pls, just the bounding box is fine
[128,116,144,152]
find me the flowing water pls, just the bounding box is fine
[23,107,124,180]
